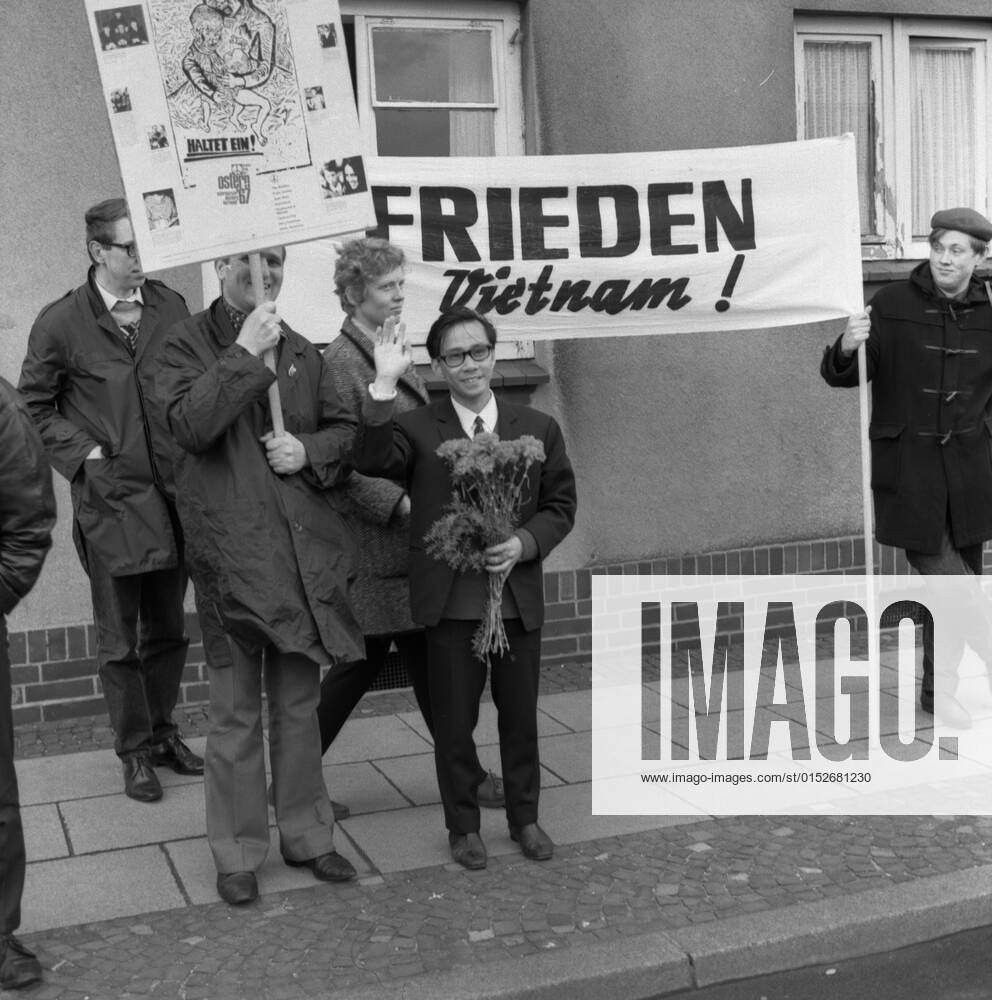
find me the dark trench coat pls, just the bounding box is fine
[157,300,363,665]
[18,271,188,576]
[821,261,992,554]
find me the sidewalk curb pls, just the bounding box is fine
[335,865,992,999]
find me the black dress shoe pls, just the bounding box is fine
[477,770,505,809]
[122,754,163,802]
[0,934,43,990]
[150,734,204,775]
[216,871,258,905]
[509,822,554,861]
[284,851,356,882]
[448,831,487,870]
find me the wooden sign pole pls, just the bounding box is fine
[249,252,285,436]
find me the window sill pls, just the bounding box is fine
[862,260,992,284]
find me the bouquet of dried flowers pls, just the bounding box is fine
[424,433,545,663]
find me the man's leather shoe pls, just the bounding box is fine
[449,831,487,870]
[150,734,204,775]
[122,754,163,802]
[284,851,356,882]
[921,692,972,730]
[0,934,43,990]
[509,822,554,861]
[477,770,505,809]
[216,871,258,905]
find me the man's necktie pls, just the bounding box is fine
[111,299,142,352]
[473,415,485,437]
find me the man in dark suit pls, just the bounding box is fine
[353,306,576,870]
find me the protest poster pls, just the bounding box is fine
[271,136,862,344]
[85,0,373,270]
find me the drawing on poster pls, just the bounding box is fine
[144,188,180,230]
[150,0,310,182]
[95,6,150,49]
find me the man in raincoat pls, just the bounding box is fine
[158,246,363,906]
[19,198,204,804]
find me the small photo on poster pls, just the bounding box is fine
[317,23,337,48]
[144,188,180,230]
[305,86,325,111]
[148,124,170,149]
[320,157,366,198]
[95,5,149,50]
[110,87,133,113]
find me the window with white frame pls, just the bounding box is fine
[795,16,992,260]
[340,1,524,157]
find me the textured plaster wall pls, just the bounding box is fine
[524,0,862,568]
[1,3,199,631]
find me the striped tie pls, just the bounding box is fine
[111,299,142,352]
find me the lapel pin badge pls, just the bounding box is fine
[288,362,297,377]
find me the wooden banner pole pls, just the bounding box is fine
[857,340,873,578]
[249,252,285,436]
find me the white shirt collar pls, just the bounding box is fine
[94,278,143,313]
[451,392,498,438]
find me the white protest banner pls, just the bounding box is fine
[84,0,373,270]
[275,136,862,343]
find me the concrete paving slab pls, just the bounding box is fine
[20,846,185,933]
[166,831,371,905]
[399,701,571,748]
[537,731,590,783]
[538,782,703,844]
[15,748,122,804]
[671,863,992,988]
[21,804,68,861]
[61,782,206,854]
[338,803,520,873]
[324,714,434,764]
[371,751,441,806]
[537,689,592,731]
[14,739,207,805]
[321,759,409,814]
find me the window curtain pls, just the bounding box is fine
[911,45,975,237]
[448,31,494,155]
[804,41,874,234]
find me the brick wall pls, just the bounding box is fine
[10,535,983,725]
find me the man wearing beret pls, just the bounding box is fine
[822,207,992,727]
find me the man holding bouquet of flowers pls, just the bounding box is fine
[353,306,576,870]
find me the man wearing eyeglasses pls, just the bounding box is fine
[354,306,577,871]
[18,198,204,803]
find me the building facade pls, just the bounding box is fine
[3,0,989,720]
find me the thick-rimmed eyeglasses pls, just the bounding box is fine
[439,344,492,369]
[103,241,139,258]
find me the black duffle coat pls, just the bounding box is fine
[821,261,992,554]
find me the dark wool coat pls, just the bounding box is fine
[821,261,992,553]
[353,394,577,631]
[322,318,428,636]
[157,300,363,665]
[18,271,189,576]
[0,376,55,615]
